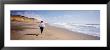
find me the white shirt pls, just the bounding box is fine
[39,22,45,27]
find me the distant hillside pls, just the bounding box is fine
[11,15,37,23]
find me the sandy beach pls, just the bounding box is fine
[11,22,100,40]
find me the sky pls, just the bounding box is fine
[11,10,100,24]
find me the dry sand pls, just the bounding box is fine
[11,22,100,40]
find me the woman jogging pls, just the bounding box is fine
[39,21,45,34]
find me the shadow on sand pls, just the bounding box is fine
[24,34,39,36]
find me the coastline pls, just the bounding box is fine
[11,22,100,40]
[48,23,100,37]
[45,24,100,40]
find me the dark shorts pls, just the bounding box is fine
[40,27,44,33]
[40,27,44,30]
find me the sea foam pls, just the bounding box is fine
[49,22,100,37]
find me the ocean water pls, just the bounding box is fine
[49,22,100,37]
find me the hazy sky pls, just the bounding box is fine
[11,10,100,24]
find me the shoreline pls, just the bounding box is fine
[47,23,100,37]
[45,24,100,40]
[11,22,100,40]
